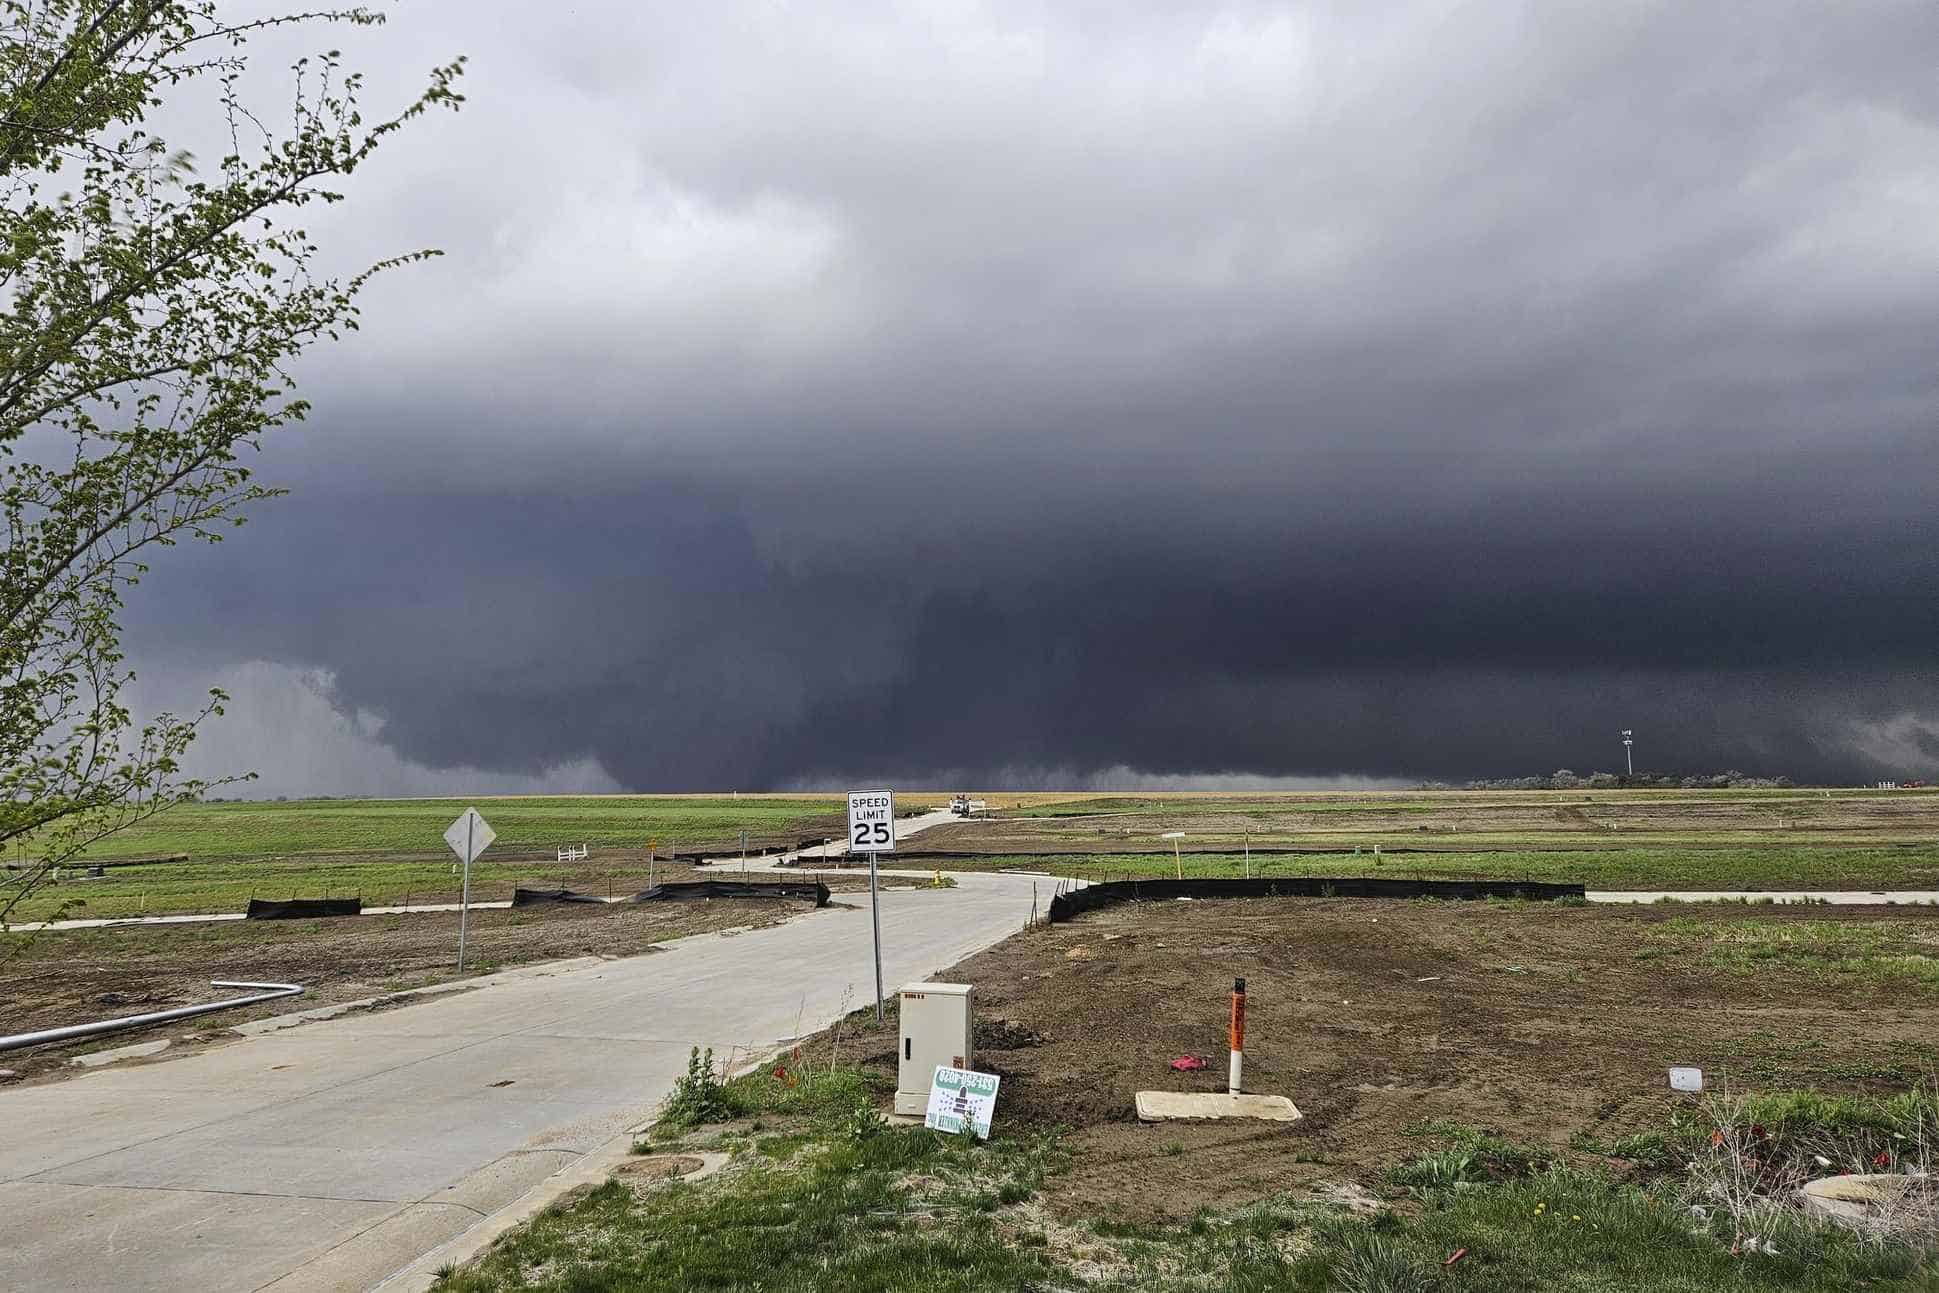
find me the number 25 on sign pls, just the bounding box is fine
[847,790,895,852]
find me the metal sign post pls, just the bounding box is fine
[847,789,896,1022]
[443,807,497,971]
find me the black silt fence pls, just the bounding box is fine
[631,879,831,907]
[511,887,607,906]
[246,897,362,919]
[1046,876,1585,923]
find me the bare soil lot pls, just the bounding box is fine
[834,897,1939,1223]
[0,897,811,1083]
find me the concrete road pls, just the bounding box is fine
[0,822,1040,1292]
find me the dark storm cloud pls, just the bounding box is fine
[126,1,1939,789]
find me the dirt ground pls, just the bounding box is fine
[0,896,814,1084]
[833,897,1939,1223]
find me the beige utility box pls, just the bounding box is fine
[894,982,975,1115]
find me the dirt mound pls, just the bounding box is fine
[976,1017,1044,1050]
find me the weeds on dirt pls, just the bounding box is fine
[1330,1231,1432,1293]
[653,1045,882,1139]
[1569,1128,1683,1176]
[1315,1096,1939,1291]
[1651,918,1939,991]
[1389,1121,1554,1196]
[1673,1086,1939,1178]
[1376,1166,1929,1292]
[1682,1084,1939,1257]
[1067,1165,1939,1292]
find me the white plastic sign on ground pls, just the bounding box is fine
[1670,1066,1704,1093]
[847,790,895,854]
[925,1066,1000,1139]
[444,807,496,863]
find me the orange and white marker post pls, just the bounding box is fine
[1228,977,1246,1094]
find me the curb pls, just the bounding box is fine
[369,1055,778,1291]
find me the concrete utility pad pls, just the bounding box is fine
[1135,1091,1302,1122]
[1800,1172,1931,1228]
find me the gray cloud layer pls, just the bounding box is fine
[126,1,1939,790]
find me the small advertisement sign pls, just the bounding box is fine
[924,1066,1000,1139]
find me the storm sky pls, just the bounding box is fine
[124,1,1939,793]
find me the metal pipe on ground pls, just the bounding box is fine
[0,981,303,1054]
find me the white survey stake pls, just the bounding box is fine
[847,790,896,853]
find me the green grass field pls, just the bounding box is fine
[7,856,735,923]
[29,795,853,861]
[1,795,868,922]
[999,788,1936,817]
[934,845,1939,892]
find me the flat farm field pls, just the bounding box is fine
[912,788,1939,891]
[39,794,867,861]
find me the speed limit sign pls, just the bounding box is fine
[847,790,896,854]
[847,789,897,1026]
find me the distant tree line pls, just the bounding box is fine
[1419,771,1798,791]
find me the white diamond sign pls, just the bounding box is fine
[445,807,496,972]
[444,807,495,865]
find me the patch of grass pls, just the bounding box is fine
[722,1063,881,1122]
[1352,1166,1931,1292]
[1675,1086,1939,1174]
[931,845,1939,892]
[1725,1031,1939,1090]
[1331,1231,1432,1293]
[1388,1123,1555,1195]
[4,796,877,920]
[1651,918,1939,990]
[753,1132,813,1161]
[41,795,854,861]
[436,1114,1061,1292]
[1570,1129,1683,1176]
[9,857,711,923]
[1091,1170,1939,1292]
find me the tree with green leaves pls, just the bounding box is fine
[0,2,463,932]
